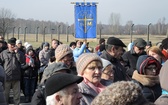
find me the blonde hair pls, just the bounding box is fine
[147,46,165,60]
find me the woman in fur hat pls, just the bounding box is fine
[132,55,162,102]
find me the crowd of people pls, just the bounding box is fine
[0,35,168,105]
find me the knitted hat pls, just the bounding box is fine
[55,44,72,62]
[101,58,112,71]
[76,53,102,75]
[26,47,33,54]
[45,73,83,96]
[25,43,32,49]
[16,40,22,45]
[24,42,29,47]
[136,55,161,75]
[43,42,50,48]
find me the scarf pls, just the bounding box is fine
[83,77,105,93]
[132,70,160,87]
[26,54,35,65]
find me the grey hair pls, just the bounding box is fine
[46,88,68,105]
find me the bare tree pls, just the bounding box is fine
[0,8,15,36]
[125,20,133,34]
[109,12,121,34]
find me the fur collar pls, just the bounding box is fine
[132,70,159,87]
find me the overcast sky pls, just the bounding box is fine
[1,0,168,25]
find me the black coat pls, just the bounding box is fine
[0,82,7,105]
[100,51,126,82]
[122,48,146,77]
[31,85,46,105]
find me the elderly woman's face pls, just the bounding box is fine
[82,60,102,86]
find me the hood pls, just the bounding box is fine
[136,55,161,75]
[159,60,168,92]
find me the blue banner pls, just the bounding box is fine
[75,2,97,38]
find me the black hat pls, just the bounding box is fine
[45,73,83,96]
[8,38,16,44]
[99,38,105,44]
[162,38,168,49]
[133,38,146,48]
[146,41,152,46]
[107,37,126,47]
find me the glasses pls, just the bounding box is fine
[86,66,103,71]
[103,70,114,75]
[138,47,145,50]
[146,67,157,71]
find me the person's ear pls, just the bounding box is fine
[111,46,115,52]
[55,94,63,104]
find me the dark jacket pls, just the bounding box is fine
[100,51,126,82]
[133,79,161,102]
[0,82,6,105]
[0,49,25,81]
[135,55,162,102]
[22,54,40,78]
[0,65,7,105]
[122,48,146,77]
[31,84,46,105]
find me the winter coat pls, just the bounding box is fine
[122,48,146,77]
[31,84,46,105]
[22,54,40,78]
[39,49,50,66]
[100,50,126,82]
[0,65,6,105]
[0,49,25,81]
[73,43,89,62]
[0,82,7,105]
[135,55,162,102]
[155,60,168,105]
[133,78,161,102]
[78,81,99,105]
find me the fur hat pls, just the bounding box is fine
[45,73,83,96]
[91,81,151,105]
[136,55,161,75]
[76,53,102,75]
[55,44,72,62]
